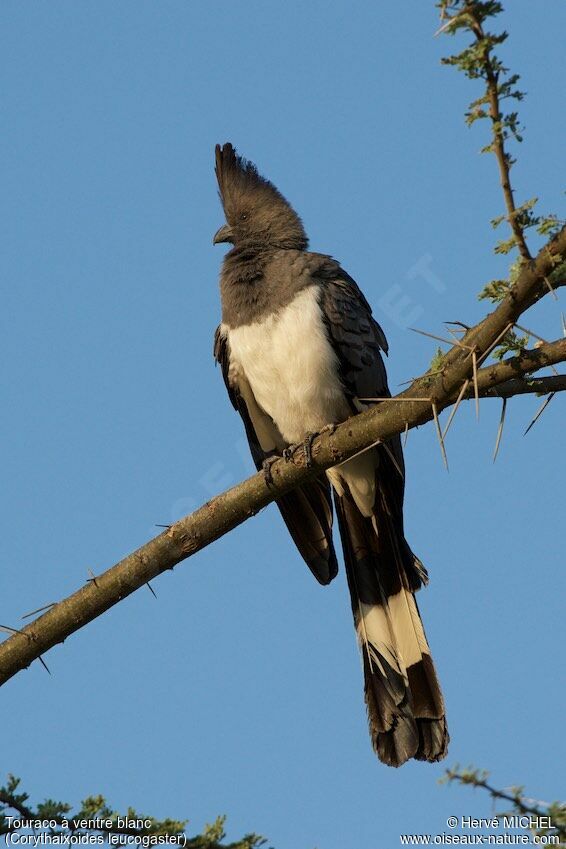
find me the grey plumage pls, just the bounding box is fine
[213,142,448,766]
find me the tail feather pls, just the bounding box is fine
[333,470,448,767]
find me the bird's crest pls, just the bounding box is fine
[215,143,308,250]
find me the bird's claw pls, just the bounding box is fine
[262,456,279,487]
[283,442,301,464]
[320,422,337,438]
[282,428,336,469]
[303,432,316,468]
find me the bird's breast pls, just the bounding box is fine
[226,284,350,444]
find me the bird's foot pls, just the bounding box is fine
[302,432,317,468]
[262,456,279,487]
[283,425,336,468]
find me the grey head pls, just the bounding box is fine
[213,143,308,251]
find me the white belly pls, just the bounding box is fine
[226,285,350,444]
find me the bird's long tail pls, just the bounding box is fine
[332,450,448,767]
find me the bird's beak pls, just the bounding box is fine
[213,223,234,245]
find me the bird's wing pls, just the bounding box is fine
[315,263,447,766]
[214,324,339,585]
[316,263,406,494]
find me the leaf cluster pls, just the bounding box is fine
[0,777,268,849]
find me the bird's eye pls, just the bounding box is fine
[240,213,248,221]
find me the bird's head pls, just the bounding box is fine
[213,143,308,251]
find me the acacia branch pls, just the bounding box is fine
[470,340,566,397]
[441,2,533,260]
[470,12,531,260]
[0,227,564,686]
[443,767,561,822]
[479,374,566,399]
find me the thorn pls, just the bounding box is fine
[561,312,566,337]
[0,624,25,636]
[524,393,555,436]
[0,624,33,641]
[20,602,57,620]
[87,569,99,588]
[472,350,480,420]
[445,325,465,343]
[442,379,470,440]
[543,275,558,300]
[431,403,449,471]
[155,524,172,529]
[381,442,405,479]
[409,327,472,350]
[493,398,507,463]
[37,655,51,675]
[476,322,513,366]
[514,322,547,344]
[403,421,409,447]
[434,13,458,36]
[146,582,157,599]
[445,320,471,330]
[514,323,561,376]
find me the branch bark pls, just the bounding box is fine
[479,374,566,399]
[0,228,564,687]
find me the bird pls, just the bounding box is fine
[212,142,448,767]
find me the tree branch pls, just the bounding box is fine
[0,226,564,686]
[440,2,535,260]
[479,374,566,399]
[443,766,566,845]
[470,12,531,260]
[470,340,566,397]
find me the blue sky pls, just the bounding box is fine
[1,2,564,847]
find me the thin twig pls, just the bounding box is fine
[468,12,531,260]
[146,582,157,599]
[444,770,549,819]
